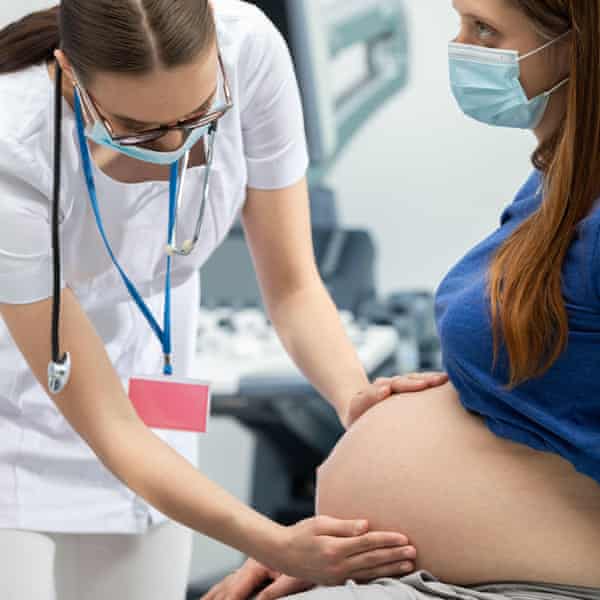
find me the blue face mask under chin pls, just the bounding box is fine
[448,31,571,130]
[75,89,214,166]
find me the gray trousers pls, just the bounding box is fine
[286,570,600,600]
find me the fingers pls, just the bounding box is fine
[337,531,410,557]
[229,573,270,600]
[357,381,391,399]
[389,378,430,392]
[347,389,389,425]
[201,577,230,600]
[357,383,392,404]
[347,372,450,428]
[201,561,273,600]
[390,372,448,392]
[201,574,237,600]
[373,373,449,397]
[256,577,315,600]
[344,544,416,572]
[406,371,448,381]
[351,560,416,583]
[320,533,415,587]
[312,515,370,537]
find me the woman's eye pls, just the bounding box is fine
[475,20,495,39]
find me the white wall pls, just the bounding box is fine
[1,0,56,22]
[326,1,537,295]
[0,0,539,585]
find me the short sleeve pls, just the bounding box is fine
[239,11,310,190]
[0,139,63,304]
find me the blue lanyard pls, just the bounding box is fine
[73,92,177,376]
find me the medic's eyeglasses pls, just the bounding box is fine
[74,52,233,147]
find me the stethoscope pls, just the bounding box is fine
[48,65,217,394]
[166,123,217,258]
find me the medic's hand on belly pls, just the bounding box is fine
[201,521,418,600]
[345,372,449,428]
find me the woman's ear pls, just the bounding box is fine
[54,49,76,86]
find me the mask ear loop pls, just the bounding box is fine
[519,29,572,62]
[519,30,572,103]
[48,61,71,395]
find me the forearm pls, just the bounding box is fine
[96,416,284,567]
[267,280,369,419]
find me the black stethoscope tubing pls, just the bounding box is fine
[48,64,71,395]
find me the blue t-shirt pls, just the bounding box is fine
[435,170,600,484]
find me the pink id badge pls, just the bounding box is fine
[129,376,211,433]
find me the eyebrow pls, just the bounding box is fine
[452,0,503,28]
[112,88,218,128]
[462,13,502,30]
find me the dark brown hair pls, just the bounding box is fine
[0,1,216,84]
[488,1,599,387]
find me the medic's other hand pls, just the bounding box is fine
[199,558,281,600]
[200,558,315,600]
[344,372,449,428]
[254,574,315,600]
[271,516,416,586]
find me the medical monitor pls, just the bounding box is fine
[247,0,410,183]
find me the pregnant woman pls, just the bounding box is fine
[205,1,600,599]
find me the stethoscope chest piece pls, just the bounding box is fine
[48,353,71,395]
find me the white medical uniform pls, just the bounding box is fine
[0,0,308,534]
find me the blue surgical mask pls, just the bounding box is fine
[448,32,570,129]
[74,90,214,165]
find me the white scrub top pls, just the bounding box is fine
[0,0,309,534]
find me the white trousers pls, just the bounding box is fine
[0,520,193,600]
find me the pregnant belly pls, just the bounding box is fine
[316,383,600,587]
